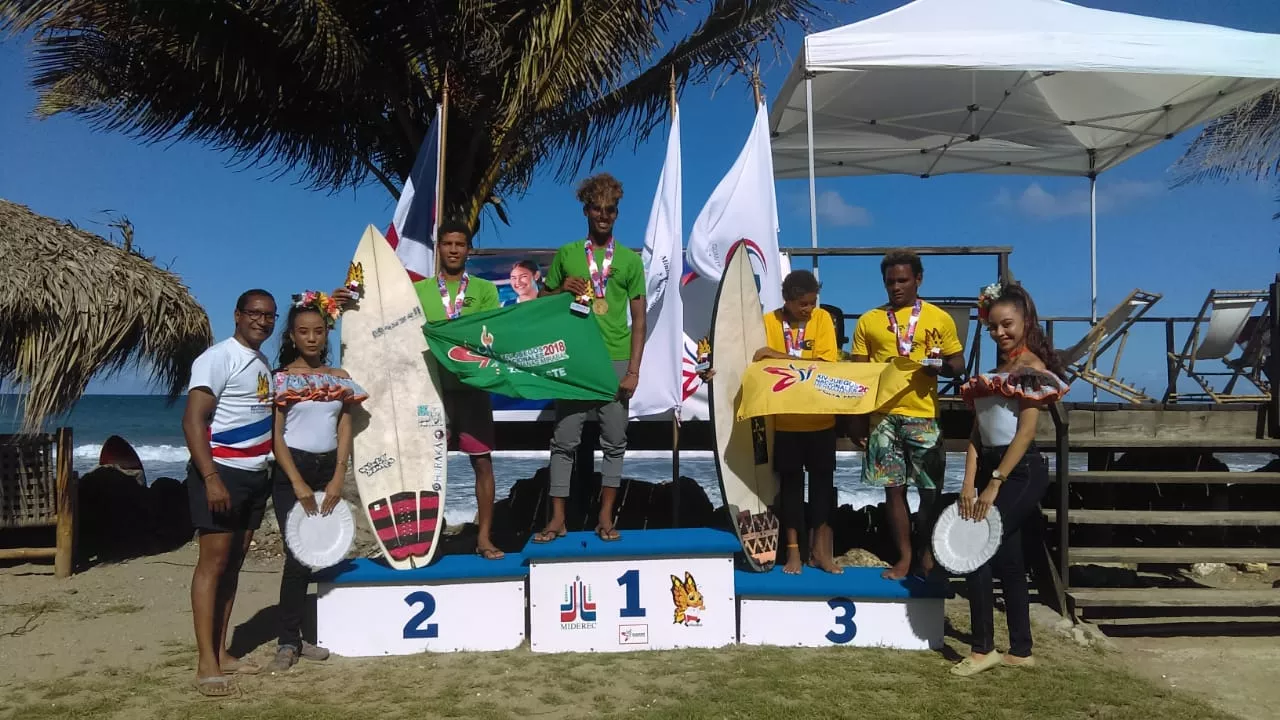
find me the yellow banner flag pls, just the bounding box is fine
[736,357,922,421]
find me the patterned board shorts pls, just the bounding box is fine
[861,413,944,490]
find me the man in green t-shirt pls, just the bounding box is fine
[532,173,646,544]
[412,220,505,560]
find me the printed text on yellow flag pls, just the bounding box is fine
[736,357,921,421]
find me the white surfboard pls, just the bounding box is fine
[340,226,448,569]
[708,241,778,571]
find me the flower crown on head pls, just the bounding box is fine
[976,282,1004,321]
[291,290,341,328]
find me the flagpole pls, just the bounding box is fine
[668,65,682,529]
[433,72,450,277]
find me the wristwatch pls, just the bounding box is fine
[990,469,1006,484]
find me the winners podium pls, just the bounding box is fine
[313,529,946,657]
[522,528,739,653]
[736,566,946,650]
[314,553,528,657]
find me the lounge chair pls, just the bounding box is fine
[1058,290,1162,403]
[1165,289,1271,404]
[1230,315,1272,395]
[925,297,981,395]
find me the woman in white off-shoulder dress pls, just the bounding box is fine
[951,283,1069,677]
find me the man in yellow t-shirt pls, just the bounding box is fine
[757,271,841,575]
[851,250,965,581]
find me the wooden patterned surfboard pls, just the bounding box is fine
[340,226,448,569]
[708,241,778,571]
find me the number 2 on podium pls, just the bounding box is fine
[403,591,439,639]
[617,569,646,618]
[826,598,857,644]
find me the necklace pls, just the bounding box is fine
[584,238,615,316]
[438,272,469,320]
[781,315,806,358]
[885,300,923,358]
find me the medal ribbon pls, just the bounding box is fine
[438,272,469,320]
[886,300,923,358]
[782,320,806,358]
[584,238,615,299]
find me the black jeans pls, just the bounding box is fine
[774,428,837,535]
[272,448,337,649]
[966,445,1049,658]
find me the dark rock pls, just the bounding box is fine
[77,466,152,560]
[147,476,192,547]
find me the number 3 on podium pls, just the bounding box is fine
[403,591,439,639]
[825,598,856,644]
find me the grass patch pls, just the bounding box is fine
[0,614,1235,720]
[1,600,66,617]
[70,602,146,621]
[99,603,146,616]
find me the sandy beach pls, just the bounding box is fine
[1,538,1276,720]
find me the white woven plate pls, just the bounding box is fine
[285,492,355,571]
[932,503,1003,575]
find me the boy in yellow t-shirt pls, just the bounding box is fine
[851,250,965,581]
[734,271,842,575]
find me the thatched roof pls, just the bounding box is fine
[0,199,212,430]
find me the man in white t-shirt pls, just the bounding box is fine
[182,289,276,696]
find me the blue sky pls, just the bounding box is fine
[2,0,1278,399]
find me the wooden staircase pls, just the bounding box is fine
[1043,410,1280,622]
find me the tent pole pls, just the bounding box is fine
[1090,174,1098,402]
[1090,175,1097,326]
[805,74,819,281]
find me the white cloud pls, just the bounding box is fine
[994,180,1163,219]
[814,190,873,226]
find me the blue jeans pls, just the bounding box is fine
[271,448,336,649]
[966,445,1048,657]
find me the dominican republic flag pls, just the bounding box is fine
[386,105,443,280]
[630,104,684,420]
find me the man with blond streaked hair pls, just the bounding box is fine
[533,172,646,544]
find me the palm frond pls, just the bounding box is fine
[4,0,840,227]
[1172,90,1280,187]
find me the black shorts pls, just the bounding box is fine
[186,462,271,533]
[774,428,837,475]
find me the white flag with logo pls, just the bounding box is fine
[685,101,783,311]
[630,106,684,419]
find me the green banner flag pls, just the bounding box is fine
[424,294,620,402]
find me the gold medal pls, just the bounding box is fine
[592,297,609,315]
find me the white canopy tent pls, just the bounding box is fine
[770,0,1280,321]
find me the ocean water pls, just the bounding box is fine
[2,395,1266,526]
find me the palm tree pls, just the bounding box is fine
[2,1,830,228]
[1173,90,1280,198]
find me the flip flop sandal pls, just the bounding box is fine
[531,529,566,544]
[193,676,239,698]
[221,656,261,675]
[594,525,621,542]
[476,546,506,560]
